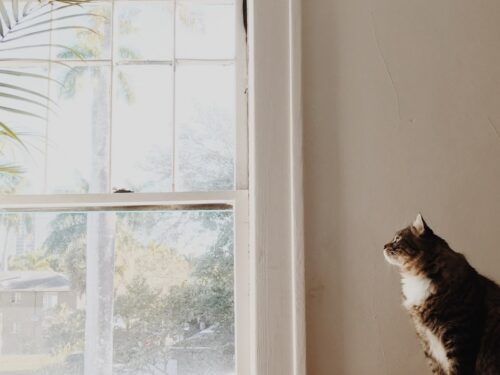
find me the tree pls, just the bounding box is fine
[113,277,170,374]
[44,304,85,355]
[38,210,235,374]
[165,212,234,337]
[0,212,33,270]
[44,213,86,256]
[8,248,53,271]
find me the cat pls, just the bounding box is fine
[384,214,500,375]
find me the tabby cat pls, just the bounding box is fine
[384,214,500,375]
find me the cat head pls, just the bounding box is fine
[383,214,442,271]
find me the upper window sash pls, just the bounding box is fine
[0,0,247,195]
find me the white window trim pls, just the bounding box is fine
[248,0,305,374]
[0,0,253,372]
[0,0,306,372]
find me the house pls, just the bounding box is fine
[169,325,234,375]
[0,271,77,355]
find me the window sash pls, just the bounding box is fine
[0,0,250,373]
[0,190,251,375]
[0,0,248,195]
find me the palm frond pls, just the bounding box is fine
[0,0,12,31]
[0,121,24,146]
[9,12,103,34]
[0,105,45,119]
[0,44,86,60]
[0,0,97,176]
[11,0,19,23]
[0,164,23,174]
[3,25,97,43]
[0,92,51,109]
[21,3,76,23]
[0,82,58,105]
[0,69,63,85]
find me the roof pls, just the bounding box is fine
[0,271,72,292]
[172,324,234,351]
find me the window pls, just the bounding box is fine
[42,292,58,310]
[10,293,20,304]
[0,0,248,374]
[0,0,242,194]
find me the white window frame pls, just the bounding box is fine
[0,0,306,373]
[0,0,253,374]
[248,0,305,374]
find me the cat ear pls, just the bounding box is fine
[412,213,428,236]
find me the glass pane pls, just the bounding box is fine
[176,2,235,59]
[176,64,235,191]
[0,209,234,375]
[0,212,86,375]
[0,1,51,59]
[46,65,111,194]
[112,65,173,192]
[115,1,174,61]
[113,210,234,374]
[0,66,49,194]
[50,2,112,61]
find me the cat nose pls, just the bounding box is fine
[384,243,393,250]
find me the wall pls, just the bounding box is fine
[303,1,500,374]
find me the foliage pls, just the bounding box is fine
[113,277,170,374]
[61,237,86,294]
[8,248,54,271]
[44,304,85,355]
[43,213,86,255]
[166,213,234,337]
[30,210,235,374]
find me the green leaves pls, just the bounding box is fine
[0,0,97,176]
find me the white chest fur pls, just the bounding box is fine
[423,327,450,373]
[401,273,433,309]
[402,275,450,372]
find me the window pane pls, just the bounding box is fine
[0,209,234,375]
[176,2,235,59]
[46,65,111,194]
[113,210,234,375]
[0,212,86,374]
[0,66,48,194]
[115,1,174,61]
[0,0,241,195]
[112,65,173,192]
[176,64,235,191]
[0,1,51,60]
[50,2,112,61]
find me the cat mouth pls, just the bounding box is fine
[384,246,395,255]
[383,247,402,266]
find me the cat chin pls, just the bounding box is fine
[384,249,404,267]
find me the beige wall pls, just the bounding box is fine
[303,1,500,374]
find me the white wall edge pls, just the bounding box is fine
[290,0,306,374]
